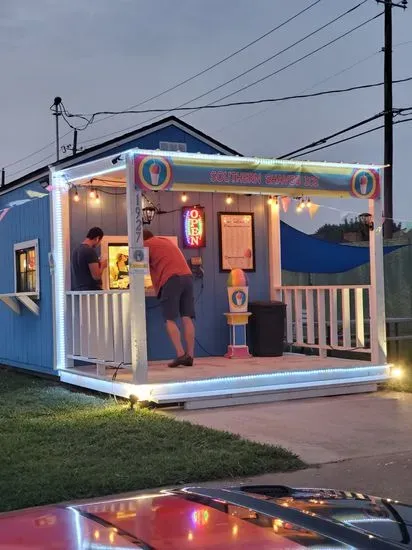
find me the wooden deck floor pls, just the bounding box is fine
[72,354,372,385]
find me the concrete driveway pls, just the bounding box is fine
[171,391,412,464]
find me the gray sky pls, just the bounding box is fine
[1,0,411,230]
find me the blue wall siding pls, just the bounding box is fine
[0,183,54,373]
[76,125,233,165]
[70,188,270,360]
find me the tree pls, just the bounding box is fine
[314,217,402,243]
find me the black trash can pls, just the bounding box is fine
[249,301,286,357]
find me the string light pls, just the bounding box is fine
[181,192,188,203]
[306,197,312,208]
[89,188,96,200]
[296,198,304,212]
[73,189,80,202]
[95,191,100,205]
[267,196,273,205]
[226,195,233,205]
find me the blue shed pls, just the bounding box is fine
[0,116,391,408]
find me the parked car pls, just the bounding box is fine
[0,485,411,549]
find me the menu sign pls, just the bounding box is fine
[218,213,255,272]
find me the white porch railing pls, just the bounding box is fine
[66,291,131,366]
[274,285,371,355]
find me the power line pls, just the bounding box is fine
[215,49,383,134]
[278,107,412,159]
[64,76,412,119]
[7,152,56,180]
[130,1,371,127]
[78,1,373,147]
[278,112,386,159]
[87,0,323,128]
[291,116,412,159]
[182,10,384,120]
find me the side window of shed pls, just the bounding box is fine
[14,240,39,294]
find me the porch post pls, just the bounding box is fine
[126,152,148,384]
[369,196,387,364]
[50,169,71,370]
[268,201,282,300]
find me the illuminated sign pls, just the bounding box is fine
[182,206,206,248]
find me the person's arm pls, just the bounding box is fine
[89,262,105,281]
[86,248,107,281]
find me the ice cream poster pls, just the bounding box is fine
[218,212,255,272]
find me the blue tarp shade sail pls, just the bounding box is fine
[280,221,404,274]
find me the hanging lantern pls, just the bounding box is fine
[142,206,157,225]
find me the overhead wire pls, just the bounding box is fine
[63,77,412,119]
[77,3,380,147]
[278,107,412,159]
[89,0,370,133]
[215,50,383,134]
[83,0,324,129]
[214,39,411,136]
[181,10,384,120]
[148,0,371,125]
[290,116,412,159]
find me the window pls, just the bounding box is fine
[159,141,187,152]
[14,240,39,294]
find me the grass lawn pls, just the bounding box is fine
[0,369,304,513]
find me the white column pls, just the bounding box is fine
[50,169,71,370]
[268,201,282,300]
[126,153,148,383]
[369,197,387,364]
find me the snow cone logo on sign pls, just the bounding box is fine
[135,155,173,191]
[231,289,246,308]
[350,169,379,199]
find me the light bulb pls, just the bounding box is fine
[306,198,312,208]
[95,192,100,204]
[73,190,80,202]
[181,192,188,203]
[226,195,233,205]
[89,189,96,200]
[267,196,273,205]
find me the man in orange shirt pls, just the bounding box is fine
[143,230,195,368]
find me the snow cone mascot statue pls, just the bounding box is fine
[224,268,252,358]
[227,268,249,313]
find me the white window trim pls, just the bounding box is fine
[13,239,40,296]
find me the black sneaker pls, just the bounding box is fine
[168,354,194,368]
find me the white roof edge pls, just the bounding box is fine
[57,147,384,183]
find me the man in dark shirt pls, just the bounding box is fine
[71,227,107,291]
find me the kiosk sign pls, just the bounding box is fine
[182,205,206,249]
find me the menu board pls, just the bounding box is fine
[218,212,255,272]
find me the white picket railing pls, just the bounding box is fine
[274,285,371,355]
[66,291,131,366]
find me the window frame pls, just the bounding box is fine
[13,239,40,296]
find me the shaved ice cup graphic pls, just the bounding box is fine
[227,268,249,313]
[360,174,368,195]
[149,162,160,187]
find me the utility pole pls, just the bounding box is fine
[376,0,407,239]
[72,129,78,156]
[52,97,62,162]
